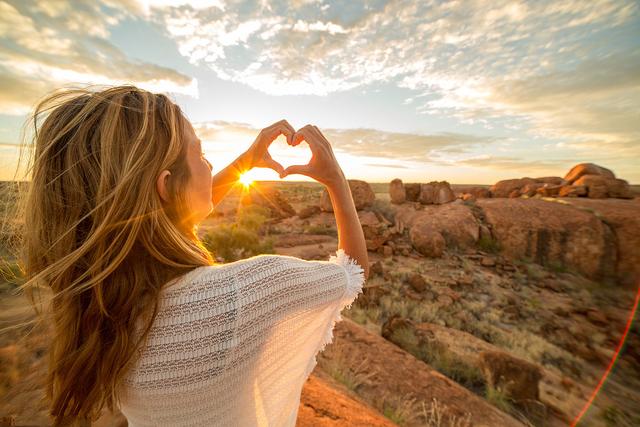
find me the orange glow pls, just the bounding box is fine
[239,172,254,188]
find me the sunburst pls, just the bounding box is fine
[239,172,254,188]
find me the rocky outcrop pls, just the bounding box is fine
[324,319,523,427]
[320,180,375,212]
[489,164,634,199]
[358,211,393,251]
[564,163,615,184]
[562,198,640,286]
[490,178,538,198]
[418,181,456,204]
[477,198,610,280]
[389,178,406,204]
[401,203,480,250]
[298,373,396,427]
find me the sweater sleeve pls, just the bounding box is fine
[255,248,366,320]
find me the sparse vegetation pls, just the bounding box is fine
[202,205,275,262]
[476,235,501,254]
[389,326,485,393]
[421,398,472,427]
[484,384,513,413]
[316,339,376,393]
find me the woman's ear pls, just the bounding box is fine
[156,170,171,203]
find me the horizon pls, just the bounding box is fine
[0,1,638,184]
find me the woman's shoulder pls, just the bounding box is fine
[163,253,296,292]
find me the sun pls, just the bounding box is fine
[239,172,254,188]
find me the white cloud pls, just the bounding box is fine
[0,0,198,115]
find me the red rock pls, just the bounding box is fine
[564,162,615,184]
[607,178,634,199]
[410,220,445,257]
[327,319,523,426]
[491,177,537,198]
[520,183,545,197]
[480,257,496,267]
[477,198,610,280]
[468,187,492,198]
[573,174,609,198]
[320,179,375,212]
[479,351,542,402]
[407,273,427,292]
[404,183,421,202]
[558,185,587,197]
[419,181,456,204]
[535,176,567,186]
[389,178,406,204]
[562,198,640,286]
[298,373,397,427]
[536,184,563,197]
[298,205,320,219]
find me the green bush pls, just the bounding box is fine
[202,206,275,262]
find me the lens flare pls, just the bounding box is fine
[239,172,253,188]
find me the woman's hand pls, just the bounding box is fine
[280,124,346,188]
[239,119,295,176]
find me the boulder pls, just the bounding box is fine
[535,176,567,186]
[381,315,415,341]
[564,163,615,184]
[562,198,640,286]
[389,178,406,204]
[320,179,375,212]
[410,220,445,257]
[358,211,392,251]
[298,205,320,219]
[573,174,609,198]
[535,184,563,197]
[406,273,427,292]
[607,178,634,199]
[477,198,611,280]
[520,183,545,197]
[467,187,492,199]
[404,183,421,202]
[490,178,537,198]
[418,181,456,204]
[479,351,542,402]
[396,203,480,250]
[558,185,587,197]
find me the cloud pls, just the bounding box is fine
[147,0,638,152]
[0,0,198,115]
[192,119,498,162]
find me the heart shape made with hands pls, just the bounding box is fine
[266,134,313,176]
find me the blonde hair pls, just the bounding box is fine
[2,85,215,425]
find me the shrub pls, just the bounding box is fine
[202,206,274,262]
[477,235,501,254]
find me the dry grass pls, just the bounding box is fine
[316,338,376,393]
[421,398,472,427]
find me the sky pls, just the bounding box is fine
[0,0,638,184]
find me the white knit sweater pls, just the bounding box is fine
[118,249,365,427]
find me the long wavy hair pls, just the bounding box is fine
[2,85,215,426]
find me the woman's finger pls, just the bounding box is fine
[281,164,311,178]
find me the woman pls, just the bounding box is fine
[12,85,368,426]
